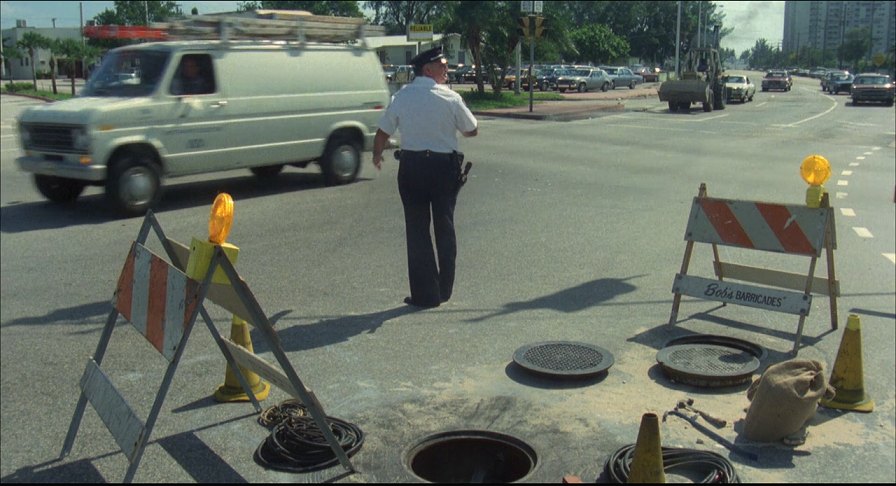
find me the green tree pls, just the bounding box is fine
[364,1,447,35]
[16,31,52,90]
[838,28,871,72]
[238,1,363,17]
[53,38,100,95]
[568,24,629,65]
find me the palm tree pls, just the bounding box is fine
[54,39,100,95]
[16,31,52,90]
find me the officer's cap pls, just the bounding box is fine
[411,46,446,71]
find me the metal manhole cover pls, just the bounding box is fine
[513,341,614,379]
[656,339,762,388]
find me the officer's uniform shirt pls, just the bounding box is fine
[378,77,478,153]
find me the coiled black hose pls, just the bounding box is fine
[254,399,365,473]
[605,444,740,483]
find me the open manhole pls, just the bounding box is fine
[656,335,766,387]
[513,341,614,379]
[406,430,537,483]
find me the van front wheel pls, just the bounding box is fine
[321,135,361,186]
[106,151,161,216]
[34,175,85,202]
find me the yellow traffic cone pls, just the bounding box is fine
[214,315,271,403]
[820,314,874,412]
[627,413,665,483]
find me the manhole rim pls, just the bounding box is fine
[656,343,761,378]
[404,429,539,483]
[512,340,615,378]
[661,334,768,361]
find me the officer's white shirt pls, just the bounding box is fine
[378,77,478,153]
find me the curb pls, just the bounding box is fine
[473,102,626,121]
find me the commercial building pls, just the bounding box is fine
[783,1,896,64]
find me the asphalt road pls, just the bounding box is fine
[1,74,894,483]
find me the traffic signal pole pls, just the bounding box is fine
[529,15,535,112]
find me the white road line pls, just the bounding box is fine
[852,227,873,238]
[755,102,768,107]
[785,97,838,126]
[863,152,873,155]
[840,208,856,216]
[856,156,866,160]
[841,170,853,176]
[837,180,848,186]
[836,192,848,198]
[884,253,896,264]
[849,162,860,167]
[872,147,881,151]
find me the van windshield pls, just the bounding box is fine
[82,50,171,97]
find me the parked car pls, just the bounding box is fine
[541,67,567,90]
[850,73,895,106]
[554,67,611,93]
[722,74,755,102]
[393,64,415,84]
[519,68,550,91]
[820,70,848,91]
[382,64,397,83]
[600,66,642,89]
[761,70,792,91]
[631,65,660,82]
[827,73,854,94]
[452,65,475,83]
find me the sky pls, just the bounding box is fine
[2,0,786,56]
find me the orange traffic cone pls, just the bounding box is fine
[820,314,874,412]
[627,413,665,483]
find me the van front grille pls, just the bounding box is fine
[21,124,79,153]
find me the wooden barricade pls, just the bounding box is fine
[669,183,839,355]
[61,211,353,482]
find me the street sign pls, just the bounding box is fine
[408,23,433,41]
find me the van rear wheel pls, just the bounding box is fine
[321,135,361,186]
[34,174,85,202]
[106,150,161,216]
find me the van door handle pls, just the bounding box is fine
[211,100,228,108]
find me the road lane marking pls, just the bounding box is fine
[852,227,873,238]
[784,97,838,126]
[837,180,848,186]
[836,192,848,198]
[856,156,865,160]
[849,162,860,167]
[841,170,853,176]
[884,253,896,264]
[840,208,856,216]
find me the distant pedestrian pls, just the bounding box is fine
[372,46,479,308]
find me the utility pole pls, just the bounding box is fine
[675,1,681,78]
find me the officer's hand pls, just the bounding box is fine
[372,153,383,170]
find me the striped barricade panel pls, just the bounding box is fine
[113,242,201,361]
[685,197,831,257]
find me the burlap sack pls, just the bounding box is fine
[743,359,836,442]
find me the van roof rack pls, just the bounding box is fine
[152,10,384,46]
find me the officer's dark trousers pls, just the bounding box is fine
[398,152,459,306]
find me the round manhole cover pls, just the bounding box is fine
[406,430,537,483]
[513,341,614,379]
[656,339,762,388]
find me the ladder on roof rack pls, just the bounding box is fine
[152,12,375,45]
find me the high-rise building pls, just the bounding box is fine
[784,1,896,63]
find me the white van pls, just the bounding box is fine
[16,17,390,215]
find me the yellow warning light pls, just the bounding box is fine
[800,154,831,186]
[208,193,234,244]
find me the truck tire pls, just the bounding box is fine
[320,134,361,186]
[713,87,726,110]
[106,149,162,216]
[34,174,85,203]
[668,101,677,112]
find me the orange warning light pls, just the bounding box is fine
[800,154,831,186]
[208,193,234,244]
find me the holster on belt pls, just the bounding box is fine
[452,151,472,188]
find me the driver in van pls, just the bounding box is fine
[172,56,210,95]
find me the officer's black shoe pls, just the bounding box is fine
[404,296,440,308]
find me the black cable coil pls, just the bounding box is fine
[254,399,365,473]
[605,444,740,483]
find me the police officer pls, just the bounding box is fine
[372,46,479,308]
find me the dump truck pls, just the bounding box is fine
[658,47,726,112]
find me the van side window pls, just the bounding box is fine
[171,54,215,95]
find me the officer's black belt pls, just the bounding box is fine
[400,149,452,160]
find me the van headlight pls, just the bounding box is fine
[72,128,90,152]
